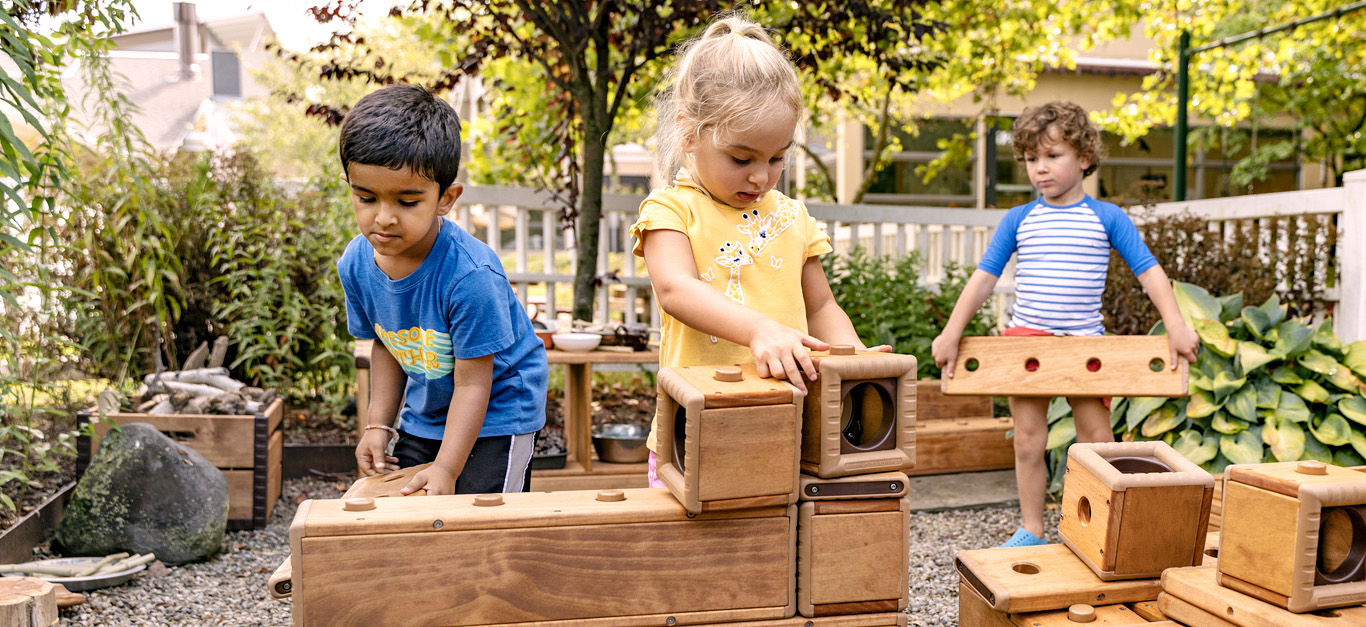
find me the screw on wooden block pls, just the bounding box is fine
[343,498,374,512]
[889,482,899,491]
[1297,460,1329,475]
[713,366,743,382]
[1067,604,1096,623]
[808,486,820,495]
[666,617,676,626]
[473,494,503,507]
[830,344,856,355]
[596,489,625,502]
[432,520,443,529]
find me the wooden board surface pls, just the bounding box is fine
[669,363,794,409]
[905,416,1014,476]
[299,516,792,626]
[942,337,1187,397]
[87,397,284,468]
[1163,566,1366,626]
[916,379,992,419]
[808,511,905,605]
[697,405,798,502]
[955,544,1162,612]
[1059,456,1123,573]
[224,428,282,523]
[1227,462,1366,499]
[1113,484,1210,576]
[1009,602,1156,626]
[1157,592,1237,627]
[1127,599,1168,621]
[958,580,1017,627]
[1217,481,1300,597]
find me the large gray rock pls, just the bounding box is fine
[56,423,228,565]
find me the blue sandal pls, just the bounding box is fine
[998,527,1048,548]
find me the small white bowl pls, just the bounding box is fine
[551,332,601,352]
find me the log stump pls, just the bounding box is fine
[0,577,58,626]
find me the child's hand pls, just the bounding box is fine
[931,332,961,378]
[864,345,894,353]
[402,464,457,496]
[355,430,398,477]
[1166,323,1201,368]
[751,319,828,394]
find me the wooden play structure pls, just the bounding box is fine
[1217,460,1366,612]
[272,346,911,626]
[941,336,1187,397]
[1059,442,1215,581]
[798,347,917,478]
[655,363,804,513]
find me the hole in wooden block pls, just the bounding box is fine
[965,358,979,372]
[1205,548,1219,558]
[1314,610,1344,618]
[1012,562,1040,575]
[671,405,687,473]
[1108,456,1173,474]
[1078,496,1092,526]
[838,379,896,453]
[1316,505,1366,585]
[1086,357,1102,372]
[1148,358,1165,372]
[1024,358,1039,372]
[1226,607,1235,617]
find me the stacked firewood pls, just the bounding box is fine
[98,337,276,415]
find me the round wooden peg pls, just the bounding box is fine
[1297,460,1329,475]
[1067,604,1096,622]
[473,494,504,507]
[830,345,856,356]
[596,489,626,502]
[343,497,375,512]
[713,366,743,382]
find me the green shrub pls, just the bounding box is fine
[822,248,992,379]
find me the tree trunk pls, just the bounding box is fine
[573,98,607,323]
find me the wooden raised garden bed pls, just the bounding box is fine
[76,398,284,530]
[910,380,1014,476]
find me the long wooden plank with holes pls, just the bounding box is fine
[942,336,1187,397]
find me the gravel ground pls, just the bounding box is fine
[55,477,1054,627]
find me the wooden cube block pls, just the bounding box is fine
[1165,565,1366,626]
[798,471,908,501]
[655,363,803,513]
[289,489,796,626]
[955,544,1162,613]
[800,347,916,478]
[1059,441,1215,581]
[942,336,1187,397]
[77,397,285,530]
[1216,461,1366,612]
[797,497,909,617]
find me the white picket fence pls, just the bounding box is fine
[455,169,1366,342]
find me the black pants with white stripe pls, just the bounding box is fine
[393,430,536,493]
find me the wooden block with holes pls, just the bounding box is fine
[76,398,285,530]
[1009,602,1180,626]
[796,473,909,617]
[799,347,916,478]
[1164,565,1366,626]
[655,363,803,514]
[1059,441,1215,581]
[942,336,1187,397]
[287,488,796,626]
[1216,460,1366,612]
[955,544,1163,613]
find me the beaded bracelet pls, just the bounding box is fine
[363,424,399,456]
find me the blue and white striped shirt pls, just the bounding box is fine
[978,196,1156,336]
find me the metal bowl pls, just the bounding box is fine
[1,557,147,592]
[592,423,650,464]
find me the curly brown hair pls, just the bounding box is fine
[1012,101,1105,177]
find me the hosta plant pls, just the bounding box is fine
[1118,281,1366,474]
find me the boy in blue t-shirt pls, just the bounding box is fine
[931,101,1200,547]
[336,84,548,496]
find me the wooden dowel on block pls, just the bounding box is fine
[942,336,1187,397]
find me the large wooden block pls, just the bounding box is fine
[1156,592,1237,627]
[289,488,796,627]
[800,348,917,478]
[955,544,1162,613]
[1009,602,1175,626]
[797,497,909,617]
[942,336,1187,397]
[1059,441,1214,580]
[77,397,285,529]
[1216,461,1366,612]
[1164,565,1366,626]
[656,363,803,513]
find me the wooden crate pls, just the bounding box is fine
[909,381,1013,476]
[77,398,284,530]
[797,498,909,617]
[799,348,917,478]
[288,488,796,626]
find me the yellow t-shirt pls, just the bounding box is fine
[628,173,832,450]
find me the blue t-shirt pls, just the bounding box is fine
[978,195,1157,336]
[337,219,547,440]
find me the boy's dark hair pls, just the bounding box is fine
[1012,101,1105,177]
[339,84,462,192]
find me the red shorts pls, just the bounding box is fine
[1001,326,1111,410]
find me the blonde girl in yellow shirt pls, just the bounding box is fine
[629,15,885,488]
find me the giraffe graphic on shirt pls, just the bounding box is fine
[737,195,801,257]
[714,241,753,305]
